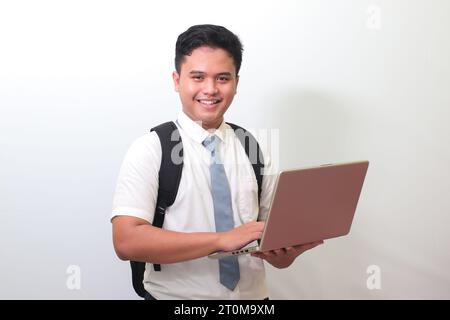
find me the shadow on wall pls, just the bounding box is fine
[260,88,359,170]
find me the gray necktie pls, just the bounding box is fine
[203,135,240,291]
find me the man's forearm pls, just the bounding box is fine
[114,223,222,264]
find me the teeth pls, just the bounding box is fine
[198,100,219,105]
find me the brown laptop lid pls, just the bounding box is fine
[260,161,369,252]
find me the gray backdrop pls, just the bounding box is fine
[1,0,449,299]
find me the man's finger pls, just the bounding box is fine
[293,241,324,250]
[273,249,284,255]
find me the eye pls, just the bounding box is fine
[217,76,230,82]
[192,75,203,81]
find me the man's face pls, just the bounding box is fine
[173,46,239,130]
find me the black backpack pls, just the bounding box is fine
[130,121,264,298]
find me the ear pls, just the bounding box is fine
[172,71,180,92]
[234,75,239,94]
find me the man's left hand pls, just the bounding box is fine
[251,240,324,269]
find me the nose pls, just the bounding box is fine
[202,78,218,95]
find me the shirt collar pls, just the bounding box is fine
[177,111,228,144]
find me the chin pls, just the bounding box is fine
[197,114,222,128]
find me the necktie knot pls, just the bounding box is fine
[203,135,218,159]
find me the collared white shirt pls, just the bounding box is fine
[112,111,277,300]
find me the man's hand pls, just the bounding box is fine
[251,240,324,269]
[217,221,265,252]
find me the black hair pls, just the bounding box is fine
[175,24,243,75]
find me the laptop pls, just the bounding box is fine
[208,160,369,259]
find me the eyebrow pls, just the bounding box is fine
[189,71,233,77]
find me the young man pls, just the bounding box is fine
[111,24,322,300]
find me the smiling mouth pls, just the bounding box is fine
[196,99,222,108]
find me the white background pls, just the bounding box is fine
[0,0,449,299]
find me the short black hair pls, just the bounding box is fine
[175,24,243,75]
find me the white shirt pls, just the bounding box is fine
[112,111,277,300]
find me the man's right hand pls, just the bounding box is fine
[217,221,265,252]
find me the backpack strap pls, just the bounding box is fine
[129,121,183,297]
[151,121,183,271]
[227,122,265,202]
[130,261,147,298]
